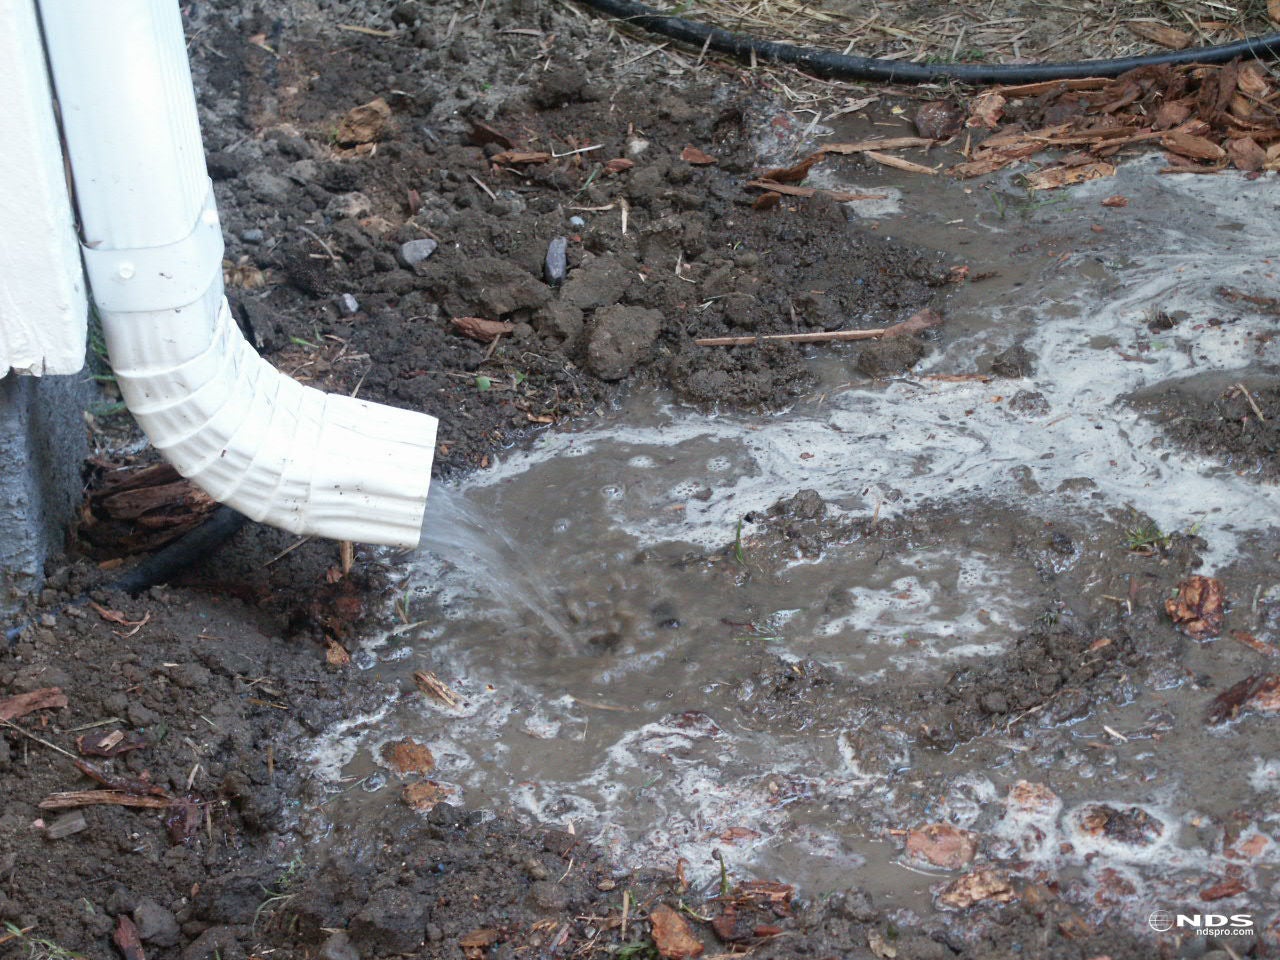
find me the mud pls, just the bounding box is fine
[4,0,1279,959]
[1134,372,1280,481]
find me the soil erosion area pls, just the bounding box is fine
[2,1,1277,960]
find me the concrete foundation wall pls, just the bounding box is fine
[0,367,95,619]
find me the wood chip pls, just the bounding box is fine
[1101,195,1129,207]
[604,158,635,174]
[382,738,435,775]
[1226,137,1266,172]
[0,687,68,721]
[1161,131,1226,161]
[1231,630,1280,656]
[1007,780,1059,815]
[680,146,717,165]
[1208,673,1280,724]
[967,91,1007,130]
[468,121,515,150]
[451,317,515,343]
[1165,575,1225,641]
[414,670,462,708]
[114,915,147,960]
[949,156,1016,179]
[39,790,173,810]
[88,601,149,627]
[403,781,456,812]
[695,307,942,347]
[905,823,978,869]
[757,152,824,183]
[325,639,352,666]
[77,728,148,758]
[938,868,1017,909]
[864,151,938,175]
[746,180,888,202]
[1023,161,1115,190]
[1200,878,1248,900]
[490,150,552,165]
[994,78,1110,97]
[820,137,936,154]
[649,903,704,959]
[1125,21,1191,49]
[459,928,499,959]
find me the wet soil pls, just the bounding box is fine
[4,1,1280,960]
[1134,371,1280,481]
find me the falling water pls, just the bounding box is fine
[415,483,574,643]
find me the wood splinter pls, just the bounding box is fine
[695,308,943,348]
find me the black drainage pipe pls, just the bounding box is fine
[578,0,1280,84]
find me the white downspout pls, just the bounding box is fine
[36,0,437,549]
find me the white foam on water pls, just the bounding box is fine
[309,704,393,781]
[310,162,1279,922]
[467,163,1278,574]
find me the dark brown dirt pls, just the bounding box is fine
[6,2,1280,960]
[1135,370,1280,481]
[200,0,946,478]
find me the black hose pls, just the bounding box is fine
[578,0,1280,84]
[110,506,248,595]
[5,506,248,647]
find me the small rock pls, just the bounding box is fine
[915,100,964,139]
[182,926,246,960]
[205,152,243,180]
[240,228,264,245]
[857,336,925,378]
[561,257,629,311]
[44,811,88,840]
[979,691,1009,714]
[336,293,360,317]
[528,881,569,911]
[244,170,292,205]
[105,887,137,917]
[1007,391,1049,417]
[544,237,568,287]
[320,931,360,960]
[991,344,1035,378]
[568,216,586,228]
[126,702,159,727]
[134,899,181,948]
[390,1,421,27]
[326,191,372,220]
[398,239,438,269]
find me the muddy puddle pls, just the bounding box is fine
[309,156,1279,941]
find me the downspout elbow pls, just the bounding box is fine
[38,0,436,549]
[103,281,436,549]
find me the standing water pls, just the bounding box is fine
[310,160,1280,939]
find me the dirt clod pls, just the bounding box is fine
[586,305,663,381]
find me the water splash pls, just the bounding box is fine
[416,483,574,644]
